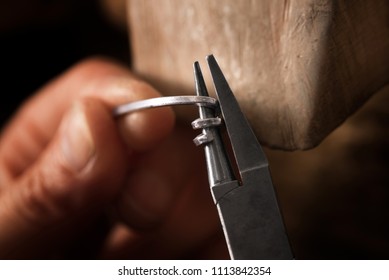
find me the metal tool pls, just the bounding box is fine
[192,55,293,259]
[113,55,293,260]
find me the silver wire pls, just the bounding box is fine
[113,96,218,117]
[191,117,222,130]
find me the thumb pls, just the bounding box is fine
[0,98,128,257]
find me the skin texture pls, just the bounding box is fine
[127,0,389,150]
[0,58,228,259]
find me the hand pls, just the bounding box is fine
[0,58,228,259]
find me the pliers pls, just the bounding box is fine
[192,55,293,260]
[113,55,293,260]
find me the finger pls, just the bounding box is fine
[0,98,128,258]
[0,57,175,184]
[116,125,198,229]
[113,125,229,258]
[127,163,228,259]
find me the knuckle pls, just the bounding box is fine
[70,56,129,82]
[130,79,161,99]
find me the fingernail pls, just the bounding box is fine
[119,169,173,228]
[60,103,95,172]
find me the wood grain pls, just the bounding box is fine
[127,0,389,150]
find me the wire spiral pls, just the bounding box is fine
[191,117,222,146]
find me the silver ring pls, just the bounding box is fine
[113,96,218,117]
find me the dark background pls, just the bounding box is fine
[0,0,129,128]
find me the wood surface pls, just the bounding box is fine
[127,0,389,150]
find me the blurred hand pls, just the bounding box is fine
[0,58,227,259]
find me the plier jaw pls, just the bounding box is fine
[193,55,294,260]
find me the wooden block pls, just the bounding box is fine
[127,0,389,150]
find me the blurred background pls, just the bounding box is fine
[267,85,389,259]
[1,0,388,259]
[0,0,129,127]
